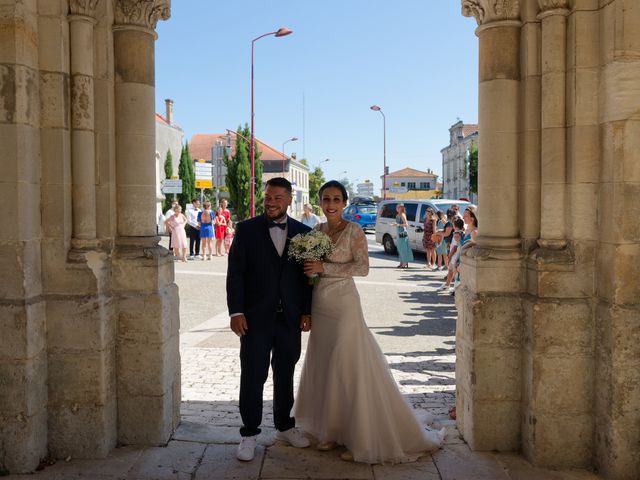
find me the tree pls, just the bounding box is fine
[178,143,196,208]
[308,166,326,205]
[468,143,478,195]
[162,149,175,212]
[339,177,355,201]
[238,124,263,216]
[224,126,251,220]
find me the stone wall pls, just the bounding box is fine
[0,0,180,473]
[456,1,640,479]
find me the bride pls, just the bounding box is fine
[293,180,444,464]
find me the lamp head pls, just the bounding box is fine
[275,27,293,37]
[370,105,381,111]
[292,137,298,141]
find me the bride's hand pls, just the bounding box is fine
[304,261,324,275]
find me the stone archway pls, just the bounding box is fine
[0,1,638,478]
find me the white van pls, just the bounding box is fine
[375,199,472,254]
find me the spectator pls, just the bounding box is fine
[224,223,235,253]
[214,206,227,256]
[186,198,202,259]
[436,217,464,293]
[422,207,437,270]
[434,210,449,271]
[392,203,413,269]
[164,205,188,262]
[198,201,214,260]
[300,203,321,228]
[164,200,178,252]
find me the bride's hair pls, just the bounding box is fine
[319,180,348,202]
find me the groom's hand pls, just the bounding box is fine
[230,315,248,336]
[300,315,312,332]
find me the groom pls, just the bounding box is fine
[227,177,313,461]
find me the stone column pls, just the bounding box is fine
[40,0,119,461]
[595,1,640,478]
[0,0,48,473]
[519,0,541,245]
[69,0,98,243]
[520,1,596,469]
[457,0,524,452]
[537,1,568,249]
[112,0,181,446]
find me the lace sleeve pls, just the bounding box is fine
[322,223,370,277]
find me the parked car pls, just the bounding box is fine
[375,199,472,254]
[343,201,377,232]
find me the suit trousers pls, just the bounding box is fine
[187,225,200,256]
[239,312,301,437]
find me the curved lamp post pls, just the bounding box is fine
[370,105,387,199]
[250,27,293,217]
[281,136,298,175]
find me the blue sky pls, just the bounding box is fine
[155,0,478,190]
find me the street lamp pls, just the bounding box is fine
[370,104,387,199]
[250,27,293,217]
[315,158,330,169]
[281,136,298,175]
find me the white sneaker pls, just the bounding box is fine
[436,283,448,292]
[275,428,310,448]
[236,435,257,461]
[198,255,204,260]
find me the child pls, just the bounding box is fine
[224,223,234,253]
[436,217,465,293]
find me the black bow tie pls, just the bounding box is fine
[268,221,286,230]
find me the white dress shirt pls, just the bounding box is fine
[269,215,288,257]
[186,205,200,228]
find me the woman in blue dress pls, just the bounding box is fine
[198,201,214,260]
[393,204,413,268]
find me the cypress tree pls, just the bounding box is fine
[178,143,196,208]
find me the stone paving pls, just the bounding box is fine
[5,238,602,479]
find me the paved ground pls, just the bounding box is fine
[7,235,601,479]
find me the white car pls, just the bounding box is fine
[374,199,472,254]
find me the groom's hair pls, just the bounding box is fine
[266,177,292,195]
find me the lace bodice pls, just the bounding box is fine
[318,221,369,278]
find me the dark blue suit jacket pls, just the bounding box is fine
[226,214,312,327]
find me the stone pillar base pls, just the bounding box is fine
[46,247,117,459]
[455,248,524,452]
[112,237,180,445]
[521,245,594,468]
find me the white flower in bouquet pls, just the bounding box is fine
[288,230,334,283]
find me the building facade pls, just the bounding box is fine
[381,167,439,199]
[356,181,375,197]
[441,120,478,202]
[155,99,184,231]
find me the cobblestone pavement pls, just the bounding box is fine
[7,236,601,479]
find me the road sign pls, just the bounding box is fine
[161,179,182,194]
[195,179,212,189]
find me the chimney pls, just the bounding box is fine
[165,98,173,125]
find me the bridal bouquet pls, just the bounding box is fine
[288,230,335,284]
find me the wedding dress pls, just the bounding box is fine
[293,221,444,464]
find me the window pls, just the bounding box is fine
[404,203,418,221]
[419,204,436,223]
[401,182,406,187]
[380,203,398,219]
[408,182,416,190]
[420,182,428,189]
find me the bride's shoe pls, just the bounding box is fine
[340,450,354,462]
[316,441,337,451]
